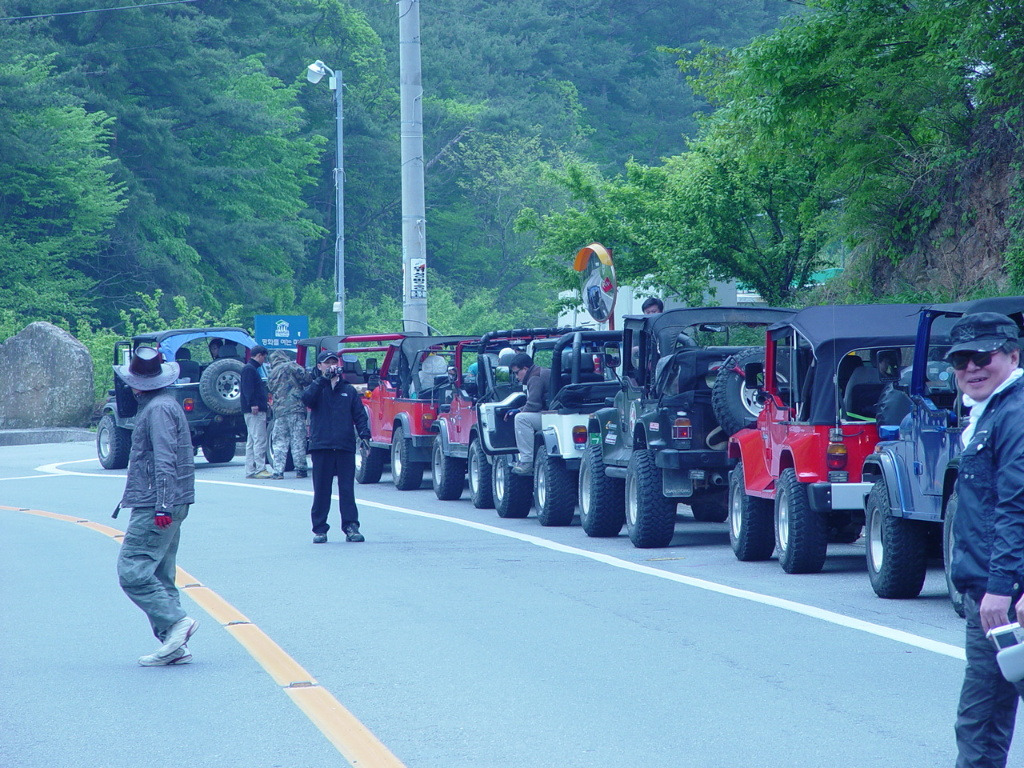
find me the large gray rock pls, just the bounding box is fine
[0,322,94,428]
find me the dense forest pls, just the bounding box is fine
[1,0,1022,346]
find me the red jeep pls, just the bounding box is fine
[363,335,475,490]
[728,304,924,573]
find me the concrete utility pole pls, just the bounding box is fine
[398,0,428,335]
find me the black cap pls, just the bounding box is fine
[945,312,1019,357]
[317,350,340,364]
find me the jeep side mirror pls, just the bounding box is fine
[366,373,380,391]
[365,358,378,374]
[744,361,764,389]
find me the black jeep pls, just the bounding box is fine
[96,327,259,469]
[581,306,794,547]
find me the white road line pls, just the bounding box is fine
[32,458,967,661]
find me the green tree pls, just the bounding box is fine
[0,52,125,321]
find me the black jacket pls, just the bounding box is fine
[951,375,1024,599]
[301,374,370,451]
[240,359,269,412]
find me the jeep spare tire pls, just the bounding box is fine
[199,358,245,415]
[712,347,766,436]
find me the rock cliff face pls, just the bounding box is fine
[0,322,94,428]
[870,112,1022,299]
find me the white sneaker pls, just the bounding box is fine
[156,616,198,657]
[139,644,192,667]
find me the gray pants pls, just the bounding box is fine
[271,412,308,474]
[514,411,542,465]
[955,592,1024,768]
[117,505,189,642]
[244,411,268,475]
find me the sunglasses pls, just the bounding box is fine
[950,350,995,371]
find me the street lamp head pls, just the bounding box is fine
[306,60,330,84]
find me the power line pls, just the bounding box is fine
[1,0,198,23]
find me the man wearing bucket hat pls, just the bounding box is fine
[946,312,1024,766]
[113,346,198,667]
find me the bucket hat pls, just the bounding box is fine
[114,346,179,391]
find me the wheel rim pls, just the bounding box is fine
[432,443,443,477]
[98,423,111,460]
[729,484,743,540]
[536,459,546,508]
[392,440,403,478]
[469,447,480,493]
[777,488,790,551]
[216,371,241,401]
[739,382,762,419]
[626,473,638,527]
[494,458,507,501]
[868,506,884,572]
[579,460,591,519]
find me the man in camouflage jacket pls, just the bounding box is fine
[268,350,312,478]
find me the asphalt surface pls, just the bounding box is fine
[0,441,1013,768]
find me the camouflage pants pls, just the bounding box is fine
[272,412,308,474]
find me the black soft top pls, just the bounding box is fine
[923,296,1024,323]
[769,303,925,353]
[626,307,795,357]
[773,304,925,424]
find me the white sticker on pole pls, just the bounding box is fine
[410,258,427,298]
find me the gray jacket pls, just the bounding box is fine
[119,389,196,511]
[522,365,550,413]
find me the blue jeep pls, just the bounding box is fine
[861,297,1024,614]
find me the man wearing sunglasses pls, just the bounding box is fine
[947,311,1024,767]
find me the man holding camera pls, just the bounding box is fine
[947,312,1024,767]
[301,351,370,543]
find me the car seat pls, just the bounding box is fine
[218,341,241,359]
[844,364,884,419]
[175,348,202,382]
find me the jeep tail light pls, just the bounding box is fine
[421,412,436,431]
[182,398,195,412]
[826,442,848,470]
[672,417,692,440]
[572,426,588,445]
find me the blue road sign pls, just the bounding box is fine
[254,315,309,350]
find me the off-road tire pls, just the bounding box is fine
[712,347,766,436]
[534,451,577,526]
[356,439,386,484]
[199,358,246,416]
[943,493,966,618]
[493,455,532,518]
[579,445,625,537]
[728,463,775,561]
[468,439,494,509]
[391,425,425,490]
[432,439,466,501]
[625,449,676,548]
[865,479,929,598]
[775,467,828,574]
[201,440,236,464]
[97,413,131,470]
[690,492,729,523]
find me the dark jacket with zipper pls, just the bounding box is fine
[240,358,269,413]
[301,373,370,451]
[951,375,1024,599]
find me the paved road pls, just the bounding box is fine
[0,442,1011,768]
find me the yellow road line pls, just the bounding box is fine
[2,505,406,768]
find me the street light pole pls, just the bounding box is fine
[306,60,345,335]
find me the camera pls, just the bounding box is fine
[986,623,1024,682]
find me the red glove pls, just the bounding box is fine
[154,511,172,529]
